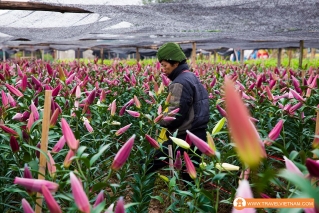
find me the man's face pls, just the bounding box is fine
[160,60,178,76]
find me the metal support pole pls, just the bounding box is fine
[277,48,282,67]
[2,49,5,61]
[240,49,244,64]
[136,47,140,62]
[299,40,304,70]
[100,48,104,64]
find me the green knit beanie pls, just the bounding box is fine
[157,42,187,62]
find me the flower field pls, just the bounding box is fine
[1,59,319,213]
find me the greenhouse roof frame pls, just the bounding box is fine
[0,0,319,52]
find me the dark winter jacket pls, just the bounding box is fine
[160,63,210,135]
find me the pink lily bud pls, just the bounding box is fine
[289,88,305,102]
[93,190,105,208]
[27,112,34,132]
[111,134,135,171]
[111,99,117,116]
[232,180,254,212]
[31,76,42,89]
[1,90,9,108]
[50,108,60,128]
[269,80,276,90]
[36,142,41,158]
[133,95,141,108]
[30,101,39,121]
[268,120,284,141]
[153,81,159,94]
[306,158,319,178]
[7,93,17,107]
[47,151,56,178]
[291,76,302,93]
[123,74,130,83]
[10,136,19,153]
[5,83,24,97]
[183,152,196,179]
[85,88,96,105]
[145,134,160,149]
[22,111,30,121]
[283,156,303,176]
[162,116,176,122]
[248,83,255,91]
[224,78,264,168]
[216,104,227,117]
[156,61,161,71]
[125,110,140,118]
[186,130,215,157]
[309,75,318,89]
[206,132,216,151]
[14,177,59,193]
[63,149,75,168]
[70,172,91,213]
[168,108,180,117]
[119,99,134,116]
[52,84,61,97]
[114,197,125,213]
[157,105,162,115]
[52,136,66,153]
[165,93,172,105]
[66,73,76,85]
[58,66,66,81]
[154,114,164,123]
[75,85,81,99]
[260,193,271,199]
[84,118,93,133]
[61,118,79,151]
[115,123,132,136]
[161,74,170,86]
[100,89,106,102]
[265,86,273,101]
[306,88,312,98]
[12,113,24,121]
[22,198,35,213]
[289,102,303,114]
[210,77,216,88]
[174,150,182,170]
[256,75,263,88]
[130,74,136,86]
[283,103,291,111]
[0,124,18,136]
[305,158,319,178]
[42,185,62,213]
[24,164,33,179]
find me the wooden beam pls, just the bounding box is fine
[277,48,282,67]
[35,90,52,213]
[299,40,304,70]
[0,1,92,13]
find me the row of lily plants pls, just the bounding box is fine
[0,58,319,213]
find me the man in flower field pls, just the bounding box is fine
[147,42,210,182]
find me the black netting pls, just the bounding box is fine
[0,0,319,51]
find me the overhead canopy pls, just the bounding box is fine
[0,0,319,51]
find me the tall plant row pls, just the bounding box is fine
[0,59,319,213]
